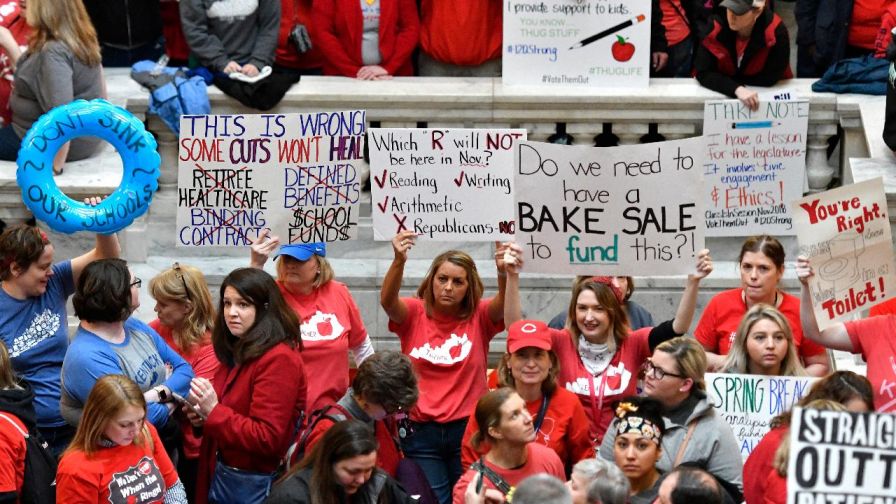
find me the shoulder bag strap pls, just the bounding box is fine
[673,419,699,467]
[471,458,513,495]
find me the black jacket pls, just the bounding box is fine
[695,8,792,97]
[795,0,854,77]
[83,0,163,49]
[265,468,414,504]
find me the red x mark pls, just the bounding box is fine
[394,213,408,232]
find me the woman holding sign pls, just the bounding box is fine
[695,235,830,376]
[250,230,373,413]
[381,231,509,504]
[797,255,896,413]
[503,243,713,444]
[719,304,808,376]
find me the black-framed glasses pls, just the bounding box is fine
[642,360,685,380]
[173,262,191,301]
[130,277,142,288]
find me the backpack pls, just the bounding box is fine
[0,412,57,504]
[282,405,347,472]
[130,60,211,135]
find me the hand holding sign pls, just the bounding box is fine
[502,242,525,275]
[691,249,714,281]
[391,231,417,262]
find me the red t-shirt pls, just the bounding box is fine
[550,327,650,442]
[848,0,890,50]
[149,321,219,459]
[660,0,690,47]
[694,289,826,360]
[418,0,502,66]
[0,1,28,128]
[390,297,502,423]
[303,405,402,476]
[56,423,179,503]
[869,297,896,316]
[845,315,896,412]
[460,387,593,471]
[743,425,787,504]
[452,443,565,504]
[0,411,26,499]
[279,280,368,412]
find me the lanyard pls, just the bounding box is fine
[587,370,608,450]
[533,393,550,434]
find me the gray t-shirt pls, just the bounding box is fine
[10,41,103,160]
[361,0,382,66]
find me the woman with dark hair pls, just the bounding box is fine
[188,267,306,504]
[504,244,712,444]
[460,319,592,472]
[267,419,414,504]
[380,231,509,503]
[452,388,565,504]
[300,350,418,476]
[742,371,873,504]
[251,232,373,413]
[695,235,829,375]
[60,258,193,432]
[0,222,119,455]
[719,304,807,376]
[611,397,666,503]
[56,374,187,502]
[149,262,219,501]
[600,337,743,502]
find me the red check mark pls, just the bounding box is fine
[377,196,389,213]
[454,171,464,187]
[374,169,387,189]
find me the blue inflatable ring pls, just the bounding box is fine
[16,99,160,234]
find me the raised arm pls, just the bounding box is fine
[71,200,121,284]
[796,256,855,352]
[672,249,713,334]
[486,242,510,324]
[380,231,416,325]
[502,242,524,327]
[249,228,279,269]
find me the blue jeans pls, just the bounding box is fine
[400,419,467,504]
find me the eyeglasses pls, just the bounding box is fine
[173,262,191,302]
[642,360,685,380]
[130,277,142,288]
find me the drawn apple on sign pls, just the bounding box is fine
[611,36,635,62]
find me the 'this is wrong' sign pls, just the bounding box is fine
[176,111,365,247]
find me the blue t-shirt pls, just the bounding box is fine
[0,261,74,428]
[61,317,194,427]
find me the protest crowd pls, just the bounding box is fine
[2,0,896,504]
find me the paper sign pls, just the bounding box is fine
[368,128,525,241]
[176,111,365,246]
[787,407,896,504]
[702,99,808,236]
[503,0,650,87]
[706,373,817,459]
[793,178,895,329]
[513,138,705,274]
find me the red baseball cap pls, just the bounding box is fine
[506,320,552,354]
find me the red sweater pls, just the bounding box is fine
[276,0,324,70]
[195,343,307,504]
[419,0,502,66]
[743,425,787,504]
[310,0,419,77]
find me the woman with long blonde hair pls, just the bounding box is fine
[720,304,807,377]
[0,0,105,174]
[149,262,218,502]
[57,374,186,502]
